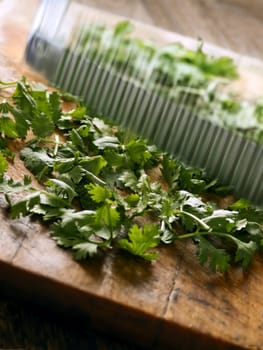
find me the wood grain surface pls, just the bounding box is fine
[0,1,263,350]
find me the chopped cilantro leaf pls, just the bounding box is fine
[119,223,160,261]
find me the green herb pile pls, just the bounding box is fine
[77,21,238,88]
[0,77,262,272]
[74,21,263,144]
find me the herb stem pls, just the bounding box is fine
[177,209,210,231]
[176,230,210,240]
[83,169,106,186]
[175,230,239,242]
[106,201,113,240]
[0,80,18,86]
[53,134,60,156]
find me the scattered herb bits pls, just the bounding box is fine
[0,77,262,272]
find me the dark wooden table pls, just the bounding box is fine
[0,1,262,349]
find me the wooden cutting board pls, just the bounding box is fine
[1,1,263,349]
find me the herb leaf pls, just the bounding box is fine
[119,224,160,261]
[196,236,230,273]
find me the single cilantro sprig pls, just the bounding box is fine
[118,224,160,261]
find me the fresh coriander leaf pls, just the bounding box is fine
[10,191,40,218]
[23,175,32,185]
[20,147,53,177]
[160,226,175,244]
[73,242,98,260]
[0,136,7,149]
[0,176,32,195]
[234,239,258,270]
[59,208,95,227]
[204,210,238,233]
[94,204,120,229]
[195,53,238,79]
[40,207,63,221]
[11,107,30,138]
[179,167,207,194]
[79,155,107,176]
[245,222,263,237]
[31,112,55,137]
[53,157,76,174]
[86,184,112,203]
[59,91,82,103]
[12,79,36,115]
[0,100,13,114]
[0,115,18,138]
[114,21,134,36]
[39,191,69,209]
[51,220,92,248]
[118,170,138,191]
[125,193,140,207]
[67,106,87,119]
[70,128,85,150]
[103,149,125,167]
[196,236,230,273]
[126,139,152,166]
[176,190,211,215]
[161,155,180,188]
[230,198,251,210]
[57,115,74,130]
[93,135,120,150]
[67,165,85,184]
[49,91,61,124]
[119,223,160,261]
[45,178,77,204]
[230,201,263,225]
[91,117,113,135]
